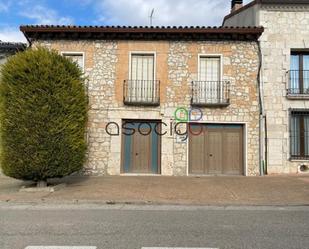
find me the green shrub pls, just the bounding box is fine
[0,47,88,182]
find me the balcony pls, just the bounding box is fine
[123,79,160,106]
[287,70,309,99]
[191,81,230,107]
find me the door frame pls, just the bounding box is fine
[121,119,162,175]
[187,122,248,176]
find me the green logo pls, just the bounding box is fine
[174,107,203,122]
[174,107,189,122]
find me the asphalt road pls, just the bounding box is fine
[0,204,308,249]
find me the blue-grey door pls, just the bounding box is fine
[122,121,160,174]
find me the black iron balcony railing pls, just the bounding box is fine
[191,81,230,107]
[123,79,160,106]
[287,70,309,96]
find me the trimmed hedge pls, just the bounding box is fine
[0,47,88,181]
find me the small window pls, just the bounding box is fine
[289,51,309,94]
[290,109,309,160]
[62,52,84,72]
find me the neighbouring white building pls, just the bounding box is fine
[224,0,309,174]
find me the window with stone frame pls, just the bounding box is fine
[290,109,309,160]
[62,52,84,72]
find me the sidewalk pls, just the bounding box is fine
[0,175,308,206]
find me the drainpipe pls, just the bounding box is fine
[264,114,268,175]
[257,40,267,176]
[19,28,32,47]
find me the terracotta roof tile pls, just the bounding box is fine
[20,25,264,43]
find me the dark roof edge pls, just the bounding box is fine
[20,25,264,42]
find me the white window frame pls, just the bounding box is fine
[61,51,85,73]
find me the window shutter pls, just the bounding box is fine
[199,56,220,81]
[303,55,309,91]
[291,115,300,156]
[290,110,309,159]
[130,54,155,102]
[131,54,154,81]
[305,116,309,156]
[199,56,221,103]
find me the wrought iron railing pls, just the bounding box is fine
[290,110,309,160]
[290,131,309,160]
[123,79,160,106]
[191,81,230,106]
[287,70,309,95]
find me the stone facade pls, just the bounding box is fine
[35,38,260,176]
[224,3,309,174]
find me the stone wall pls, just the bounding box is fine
[259,5,309,173]
[35,39,260,176]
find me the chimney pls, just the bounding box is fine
[231,0,243,13]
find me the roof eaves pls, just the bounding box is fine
[20,25,264,42]
[20,25,262,31]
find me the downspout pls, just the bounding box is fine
[26,36,32,47]
[257,40,267,176]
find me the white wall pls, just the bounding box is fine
[223,5,260,26]
[224,3,309,174]
[259,5,309,173]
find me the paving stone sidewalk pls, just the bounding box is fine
[0,175,308,206]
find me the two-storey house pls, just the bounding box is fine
[21,25,263,176]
